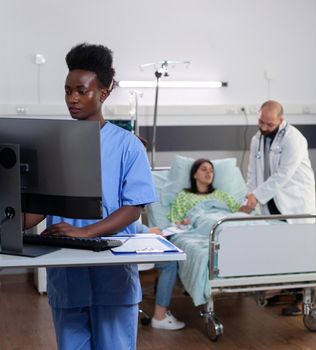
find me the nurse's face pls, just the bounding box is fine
[65,69,108,122]
[258,107,283,136]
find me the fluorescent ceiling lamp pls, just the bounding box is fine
[118,81,228,88]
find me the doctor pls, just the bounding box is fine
[241,100,315,222]
[241,100,315,317]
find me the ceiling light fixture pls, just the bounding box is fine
[118,80,228,88]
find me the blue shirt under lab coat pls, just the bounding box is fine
[46,122,157,308]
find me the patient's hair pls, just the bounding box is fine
[187,158,215,194]
[65,43,115,89]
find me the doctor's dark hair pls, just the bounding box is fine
[65,43,115,89]
[187,158,215,194]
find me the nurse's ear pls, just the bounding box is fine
[100,80,114,103]
[100,88,109,103]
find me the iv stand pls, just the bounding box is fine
[140,60,190,169]
[129,90,143,135]
[151,70,163,169]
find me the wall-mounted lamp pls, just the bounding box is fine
[118,81,228,88]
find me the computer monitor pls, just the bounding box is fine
[0,117,103,257]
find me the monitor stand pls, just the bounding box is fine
[0,244,60,257]
[0,144,58,257]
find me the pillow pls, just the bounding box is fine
[160,155,193,206]
[146,170,171,228]
[223,166,247,202]
[160,155,239,207]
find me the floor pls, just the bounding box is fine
[1,270,316,350]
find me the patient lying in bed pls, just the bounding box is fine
[147,155,279,306]
[167,158,241,225]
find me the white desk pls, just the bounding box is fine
[0,237,186,269]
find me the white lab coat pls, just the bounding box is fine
[247,120,316,223]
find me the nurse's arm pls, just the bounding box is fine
[23,213,46,230]
[41,205,142,238]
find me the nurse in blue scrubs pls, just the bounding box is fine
[26,43,157,350]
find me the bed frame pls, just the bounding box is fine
[203,213,316,341]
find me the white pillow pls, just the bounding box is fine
[146,170,171,228]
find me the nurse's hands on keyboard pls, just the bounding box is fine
[41,222,91,238]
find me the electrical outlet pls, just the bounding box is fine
[16,106,27,115]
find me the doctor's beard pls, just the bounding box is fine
[259,126,279,137]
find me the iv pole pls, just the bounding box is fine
[129,90,143,135]
[140,60,190,169]
[151,68,164,169]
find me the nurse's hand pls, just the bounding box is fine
[41,222,91,238]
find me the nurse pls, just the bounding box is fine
[26,43,157,350]
[241,100,315,221]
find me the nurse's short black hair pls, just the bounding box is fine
[65,43,115,89]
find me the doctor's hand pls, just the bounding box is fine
[239,193,257,213]
[41,222,92,238]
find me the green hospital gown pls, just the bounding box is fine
[167,189,240,223]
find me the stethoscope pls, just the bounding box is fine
[256,123,288,159]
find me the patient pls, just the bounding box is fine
[168,158,241,224]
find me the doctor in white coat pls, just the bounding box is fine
[242,100,315,223]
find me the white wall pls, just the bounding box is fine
[1,0,316,113]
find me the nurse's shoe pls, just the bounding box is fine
[151,311,185,330]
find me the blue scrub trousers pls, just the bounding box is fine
[51,304,138,350]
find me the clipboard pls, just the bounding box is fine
[111,236,183,255]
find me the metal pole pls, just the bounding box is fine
[134,93,139,136]
[151,71,161,169]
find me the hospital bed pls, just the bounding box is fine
[147,155,316,341]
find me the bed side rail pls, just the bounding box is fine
[209,213,316,280]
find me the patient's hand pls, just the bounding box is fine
[239,205,252,213]
[176,218,190,225]
[149,227,163,235]
[239,193,258,213]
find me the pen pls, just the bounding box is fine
[136,247,164,253]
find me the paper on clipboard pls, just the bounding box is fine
[162,226,186,237]
[111,236,183,254]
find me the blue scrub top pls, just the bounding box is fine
[46,122,157,308]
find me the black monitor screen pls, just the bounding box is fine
[0,117,102,219]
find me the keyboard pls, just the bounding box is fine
[23,233,123,252]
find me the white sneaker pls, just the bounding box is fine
[151,311,185,330]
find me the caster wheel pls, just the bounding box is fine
[206,315,223,342]
[140,317,151,326]
[304,310,316,331]
[257,295,268,307]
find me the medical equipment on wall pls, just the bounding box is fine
[255,123,288,160]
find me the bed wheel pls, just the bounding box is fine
[256,294,268,307]
[206,315,223,342]
[139,309,151,326]
[303,310,316,332]
[140,316,151,326]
